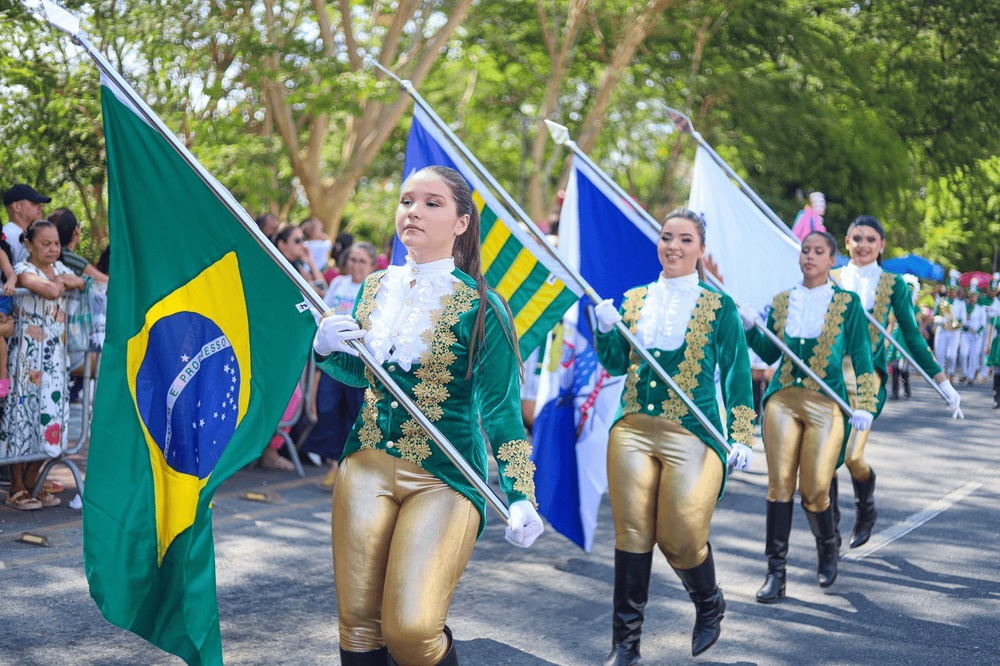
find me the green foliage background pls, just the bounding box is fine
[1,1,997,271]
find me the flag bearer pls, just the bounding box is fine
[832,216,961,549]
[739,231,877,602]
[313,166,542,666]
[593,208,755,663]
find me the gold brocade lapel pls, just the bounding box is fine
[868,271,895,351]
[620,285,722,421]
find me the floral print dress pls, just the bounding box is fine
[0,261,72,459]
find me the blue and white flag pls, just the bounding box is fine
[532,157,661,551]
[689,146,802,317]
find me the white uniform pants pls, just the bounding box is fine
[935,329,961,376]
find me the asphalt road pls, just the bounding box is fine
[1,378,998,665]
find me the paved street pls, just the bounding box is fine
[1,379,998,665]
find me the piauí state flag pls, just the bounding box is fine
[397,106,582,357]
[531,156,661,550]
[82,75,316,665]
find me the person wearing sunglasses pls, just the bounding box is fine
[832,215,961,550]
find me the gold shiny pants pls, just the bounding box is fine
[607,413,722,570]
[842,359,883,482]
[762,387,845,512]
[332,448,480,666]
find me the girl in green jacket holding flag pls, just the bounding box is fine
[741,231,878,602]
[834,216,961,549]
[594,208,755,663]
[313,166,542,666]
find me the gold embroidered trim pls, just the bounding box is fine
[868,272,895,352]
[621,287,648,416]
[354,272,383,330]
[396,281,477,466]
[772,292,795,387]
[803,292,850,392]
[659,290,721,421]
[357,369,383,449]
[496,439,537,504]
[854,371,879,412]
[729,405,756,447]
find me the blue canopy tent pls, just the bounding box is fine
[882,253,945,282]
[834,253,850,268]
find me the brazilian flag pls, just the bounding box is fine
[401,106,582,356]
[82,75,317,665]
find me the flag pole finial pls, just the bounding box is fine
[39,0,82,37]
[544,119,571,147]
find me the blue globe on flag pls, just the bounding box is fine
[134,312,241,479]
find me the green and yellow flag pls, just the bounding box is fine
[82,74,316,665]
[401,106,582,355]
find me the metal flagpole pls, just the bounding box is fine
[544,121,857,418]
[39,1,509,520]
[662,105,952,406]
[368,59,733,455]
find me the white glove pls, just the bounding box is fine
[594,298,622,333]
[849,409,874,431]
[937,380,963,419]
[505,500,544,548]
[738,304,759,331]
[313,314,366,357]
[726,442,754,472]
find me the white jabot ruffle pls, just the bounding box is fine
[635,272,701,351]
[366,256,458,370]
[840,261,882,312]
[786,281,834,339]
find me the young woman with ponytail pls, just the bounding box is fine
[312,166,542,666]
[832,216,961,549]
[593,208,756,663]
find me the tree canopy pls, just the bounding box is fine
[1,0,997,271]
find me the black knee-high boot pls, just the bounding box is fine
[850,470,877,548]
[672,545,726,657]
[890,362,900,399]
[435,626,458,666]
[993,373,999,408]
[604,550,653,666]
[340,646,391,666]
[829,475,841,549]
[804,504,839,588]
[756,500,793,603]
[902,368,911,398]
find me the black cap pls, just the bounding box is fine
[2,184,52,207]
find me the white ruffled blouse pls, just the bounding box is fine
[786,281,834,339]
[635,272,702,351]
[839,261,882,312]
[365,256,458,371]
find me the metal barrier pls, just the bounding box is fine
[1,286,98,499]
[268,356,318,477]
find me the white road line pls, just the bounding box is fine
[842,480,983,561]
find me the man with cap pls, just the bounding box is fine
[791,191,827,242]
[3,184,52,265]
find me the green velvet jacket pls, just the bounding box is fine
[595,281,756,496]
[317,268,535,538]
[746,285,878,463]
[833,269,942,416]
[987,316,1000,368]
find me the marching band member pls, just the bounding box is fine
[740,231,877,601]
[933,271,962,381]
[958,279,988,384]
[313,166,542,666]
[887,275,923,399]
[594,208,755,662]
[833,216,961,549]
